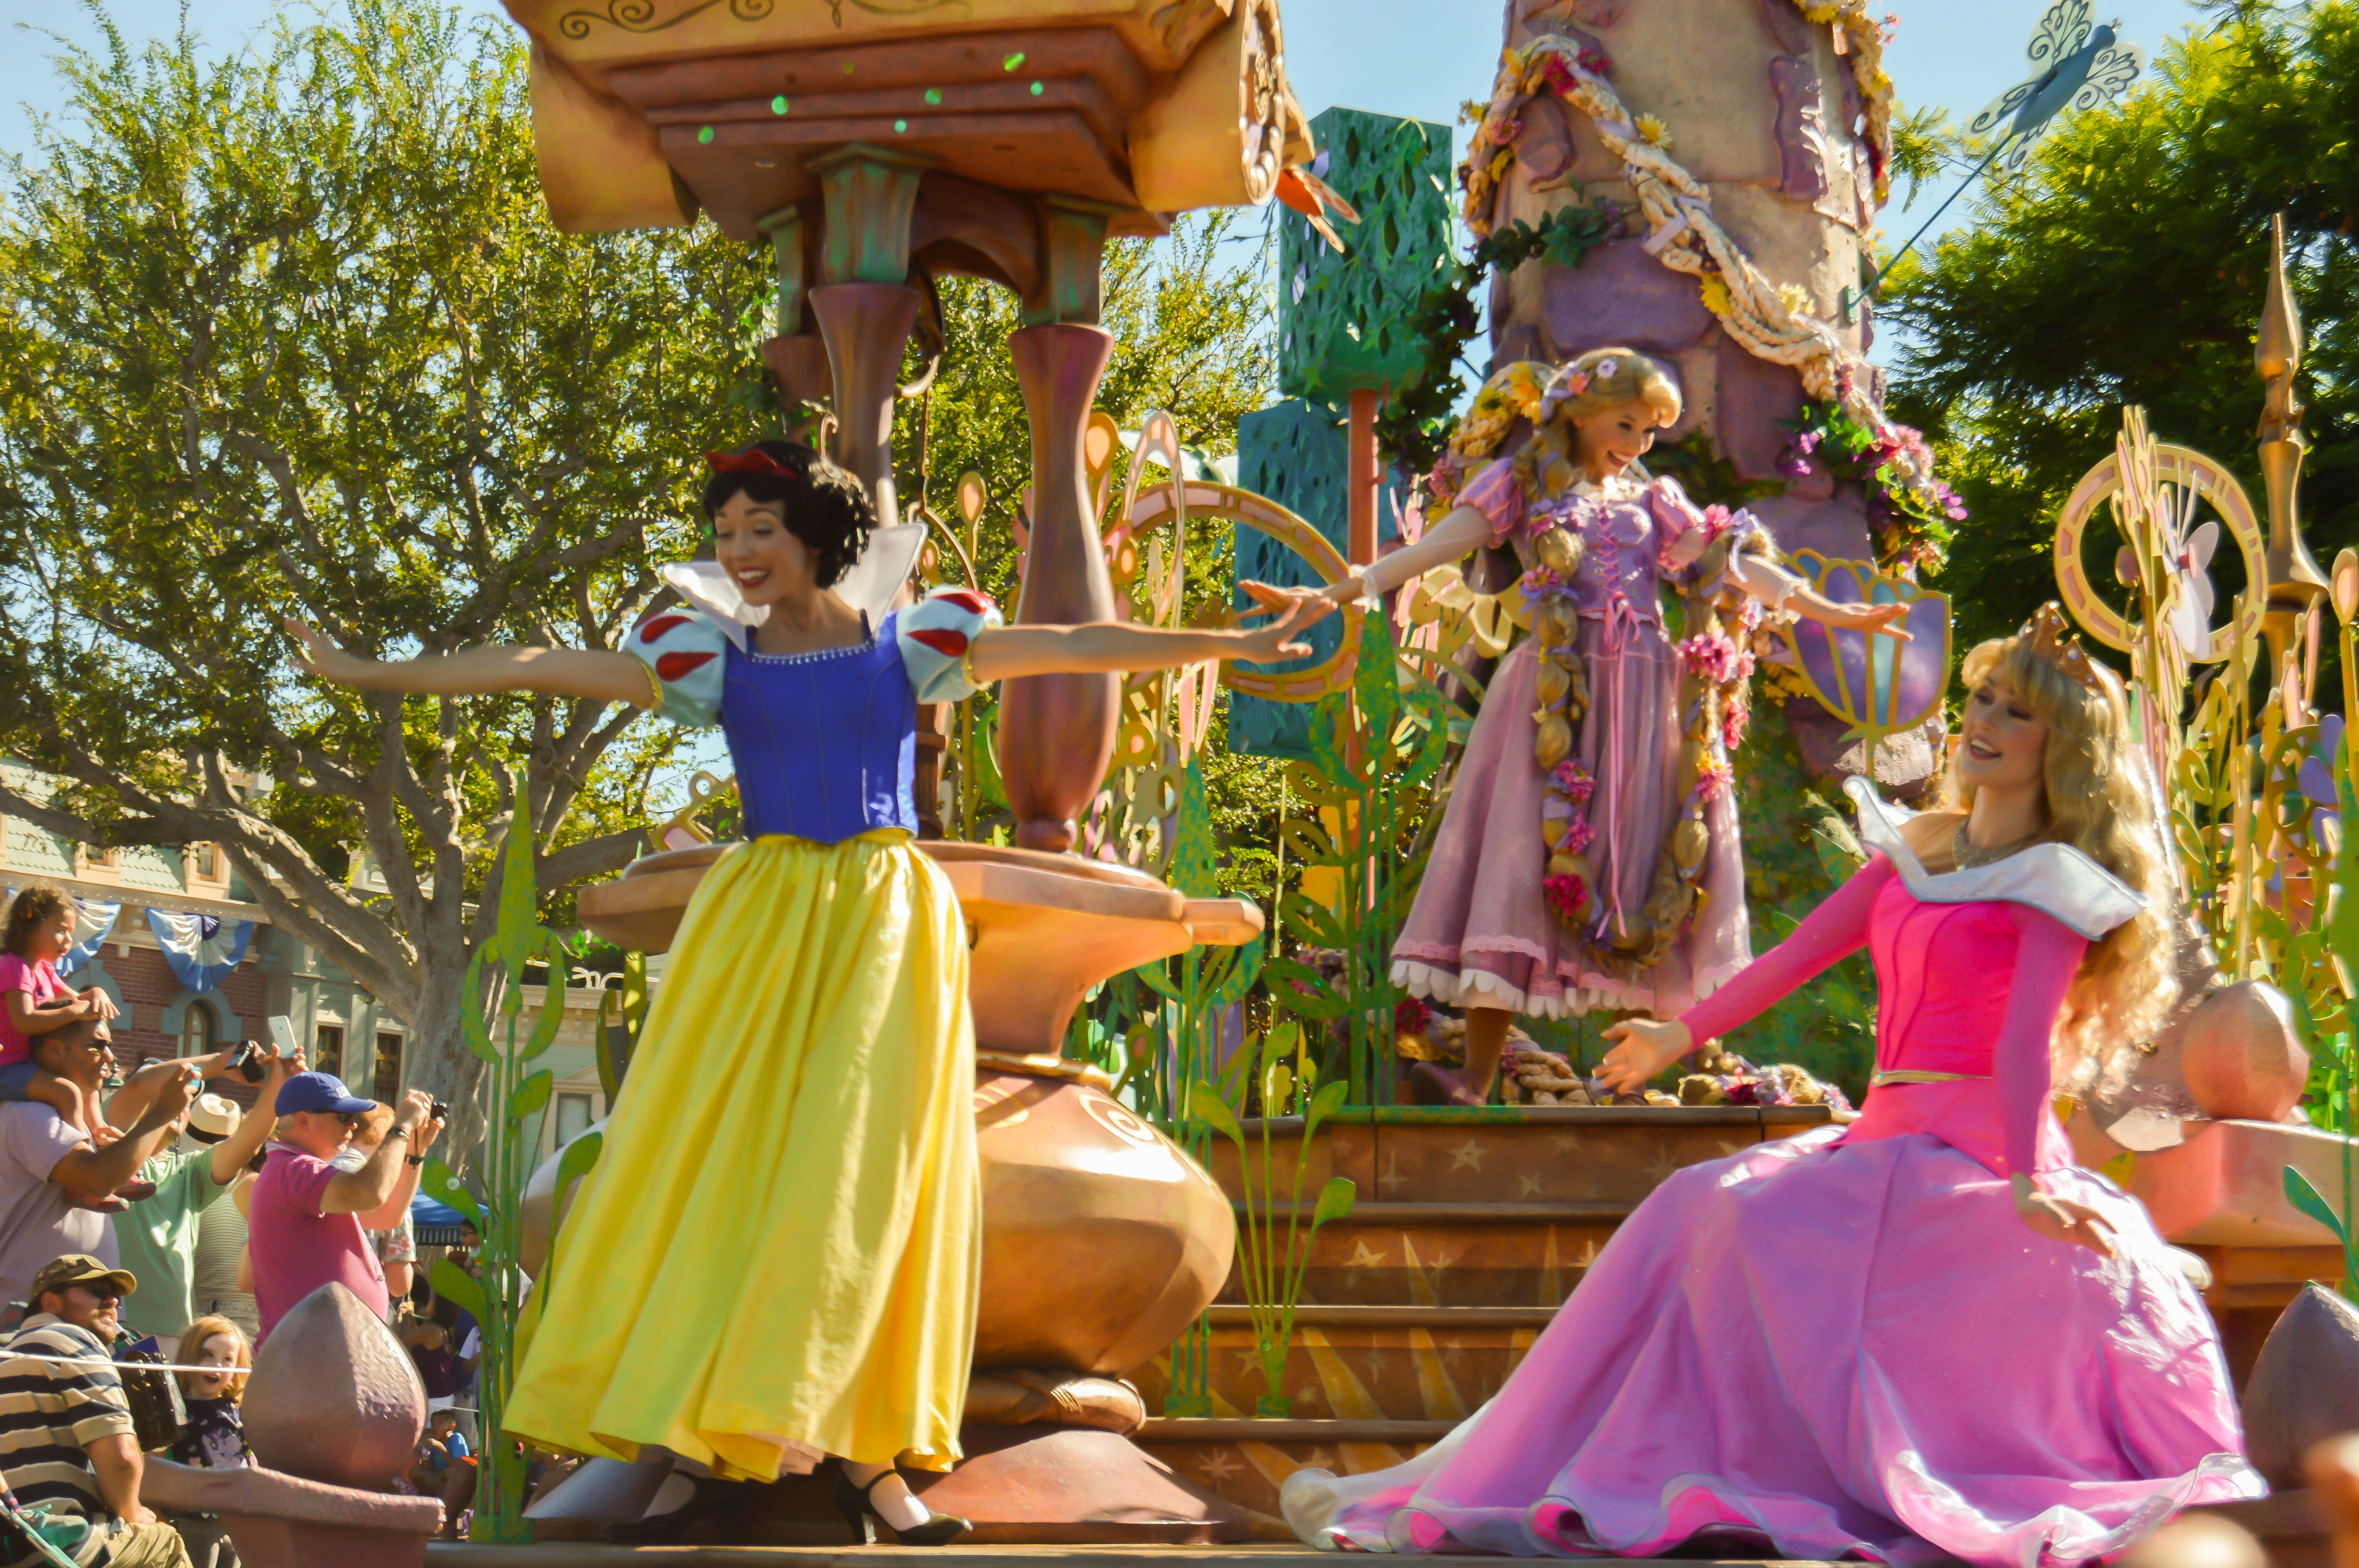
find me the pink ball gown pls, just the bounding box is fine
[1391,459,1754,1020]
[1285,780,2262,1566]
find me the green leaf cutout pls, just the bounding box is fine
[429,1257,489,1324]
[509,1068,554,1123]
[1188,1079,1244,1146]
[2287,1165,2350,1242]
[1311,1175,1357,1228]
[421,1157,484,1228]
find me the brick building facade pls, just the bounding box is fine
[4,761,614,1161]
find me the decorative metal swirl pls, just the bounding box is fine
[558,0,962,35]
[559,0,771,40]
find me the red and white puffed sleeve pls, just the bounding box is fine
[624,606,729,728]
[896,586,1005,704]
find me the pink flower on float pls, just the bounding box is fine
[1721,699,1750,751]
[1679,630,1744,683]
[1733,596,1765,633]
[1560,816,1596,855]
[1543,872,1590,922]
[1577,44,1612,74]
[1551,758,1596,803]
[1696,504,1735,542]
[1695,755,1733,804]
[1395,996,1434,1038]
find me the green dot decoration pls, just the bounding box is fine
[924,87,942,105]
[1029,80,1043,96]
[894,118,908,132]
[697,125,714,144]
[1003,51,1025,70]
[771,94,788,114]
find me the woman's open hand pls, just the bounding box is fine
[1229,583,1336,662]
[285,619,387,689]
[1822,600,1913,641]
[1596,1016,1692,1094]
[2012,1173,2116,1259]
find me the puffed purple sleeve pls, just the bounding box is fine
[1996,905,2090,1178]
[1454,455,1527,548]
[1675,854,1897,1043]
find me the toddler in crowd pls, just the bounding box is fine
[4,884,280,1209]
[169,1314,253,1470]
[1,885,124,1140]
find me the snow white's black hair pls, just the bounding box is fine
[699,440,874,590]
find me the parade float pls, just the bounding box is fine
[369,0,2359,1557]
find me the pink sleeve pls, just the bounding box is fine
[285,1152,337,1218]
[1676,854,1897,1044]
[1997,906,2089,1178]
[1455,456,1526,548]
[0,955,28,997]
[1647,475,1706,535]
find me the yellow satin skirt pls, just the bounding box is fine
[505,829,979,1481]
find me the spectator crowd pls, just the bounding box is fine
[0,883,472,1565]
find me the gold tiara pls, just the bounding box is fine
[2021,603,2105,694]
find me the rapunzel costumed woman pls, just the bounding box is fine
[1321,348,1908,1103]
[1279,608,2263,1567]
[289,441,1331,1545]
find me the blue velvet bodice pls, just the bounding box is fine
[720,612,920,843]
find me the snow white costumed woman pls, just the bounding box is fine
[1321,347,1909,1103]
[1279,608,2261,1566]
[289,441,1332,1544]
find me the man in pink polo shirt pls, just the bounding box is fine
[248,1072,443,1341]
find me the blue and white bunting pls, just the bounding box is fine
[144,908,254,995]
[60,898,120,974]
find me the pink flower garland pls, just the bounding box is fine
[1678,630,1756,685]
[1543,872,1590,922]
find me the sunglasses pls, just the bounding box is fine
[71,1284,122,1304]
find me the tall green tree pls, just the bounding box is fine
[0,0,767,1148]
[1884,0,2359,652]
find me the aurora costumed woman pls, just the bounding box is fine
[288,440,1332,1546]
[1321,347,1909,1103]
[1279,608,2262,1566]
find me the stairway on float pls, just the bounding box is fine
[1133,1104,1835,1532]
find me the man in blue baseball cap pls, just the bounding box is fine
[246,1073,443,1341]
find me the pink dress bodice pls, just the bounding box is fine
[1679,853,2090,1177]
[1455,458,1744,643]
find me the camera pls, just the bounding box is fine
[228,1041,267,1084]
[429,1099,450,1122]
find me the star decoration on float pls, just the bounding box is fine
[1448,1138,1487,1171]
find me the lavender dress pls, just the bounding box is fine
[1392,465,1751,1019]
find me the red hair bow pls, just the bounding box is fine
[705,448,800,480]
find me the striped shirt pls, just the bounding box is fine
[0,1316,131,1529]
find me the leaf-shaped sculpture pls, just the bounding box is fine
[1776,554,1952,744]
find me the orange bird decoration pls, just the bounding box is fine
[1276,162,1361,253]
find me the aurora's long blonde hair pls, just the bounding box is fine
[1946,632,2177,1087]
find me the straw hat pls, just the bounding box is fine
[187,1094,242,1142]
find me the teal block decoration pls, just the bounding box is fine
[1278,107,1455,401]
[1230,399,1403,760]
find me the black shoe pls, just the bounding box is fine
[832,1466,971,1546]
[600,1476,745,1544]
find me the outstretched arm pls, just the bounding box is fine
[1595,853,1897,1091]
[1727,555,1913,640]
[967,583,1332,682]
[1315,505,1496,606]
[287,621,651,706]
